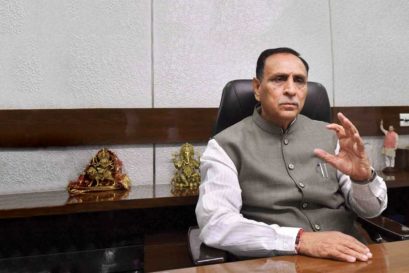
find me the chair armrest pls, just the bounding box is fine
[358,215,409,241]
[188,226,227,266]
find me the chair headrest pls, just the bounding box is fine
[213,80,331,136]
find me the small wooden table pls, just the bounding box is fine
[153,240,409,273]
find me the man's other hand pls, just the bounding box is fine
[314,112,372,182]
[298,231,372,262]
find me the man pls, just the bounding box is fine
[196,48,387,263]
[380,120,399,169]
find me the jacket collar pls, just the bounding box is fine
[252,106,299,135]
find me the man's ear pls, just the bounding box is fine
[252,77,261,102]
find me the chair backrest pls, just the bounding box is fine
[213,79,331,136]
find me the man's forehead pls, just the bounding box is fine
[264,53,307,75]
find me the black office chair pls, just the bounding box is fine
[189,79,409,266]
[213,80,331,135]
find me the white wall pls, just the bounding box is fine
[330,0,409,106]
[153,0,333,107]
[1,1,152,109]
[0,0,408,194]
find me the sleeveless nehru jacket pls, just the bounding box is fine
[214,108,359,237]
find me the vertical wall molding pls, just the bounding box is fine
[328,0,336,106]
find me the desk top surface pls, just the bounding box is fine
[0,184,198,219]
[155,240,409,273]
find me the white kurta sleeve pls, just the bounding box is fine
[335,143,388,218]
[196,139,301,257]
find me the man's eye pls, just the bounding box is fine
[294,77,306,83]
[273,76,286,82]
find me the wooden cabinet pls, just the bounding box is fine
[0,185,198,272]
[396,148,409,171]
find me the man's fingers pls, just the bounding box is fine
[332,246,368,263]
[353,133,366,155]
[337,243,371,262]
[343,236,369,252]
[314,148,331,161]
[337,112,358,137]
[328,113,361,140]
[330,252,356,263]
[314,148,339,168]
[334,235,372,262]
[298,231,372,263]
[326,123,345,137]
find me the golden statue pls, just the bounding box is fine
[68,148,131,194]
[171,143,201,195]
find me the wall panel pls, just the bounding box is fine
[330,0,409,106]
[153,0,333,107]
[0,0,152,109]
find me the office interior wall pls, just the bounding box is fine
[0,0,408,194]
[153,0,332,107]
[153,0,333,186]
[330,0,409,106]
[0,146,154,194]
[0,0,154,194]
[0,0,152,109]
[330,0,409,171]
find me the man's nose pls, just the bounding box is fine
[283,79,296,95]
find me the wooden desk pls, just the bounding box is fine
[154,240,409,273]
[379,170,409,189]
[396,148,409,171]
[377,170,409,226]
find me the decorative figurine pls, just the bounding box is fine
[68,148,131,194]
[380,120,399,172]
[171,143,201,195]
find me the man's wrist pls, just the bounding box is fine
[351,168,377,184]
[295,228,304,254]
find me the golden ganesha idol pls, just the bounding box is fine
[171,143,201,195]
